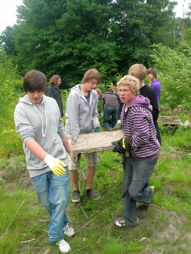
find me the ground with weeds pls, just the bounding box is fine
[0,127,191,254]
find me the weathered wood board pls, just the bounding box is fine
[68,129,124,154]
[158,116,182,126]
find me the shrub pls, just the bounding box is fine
[150,44,191,111]
[0,49,22,157]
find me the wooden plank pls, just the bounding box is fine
[158,116,182,126]
[68,129,124,154]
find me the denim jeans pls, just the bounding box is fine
[31,168,69,243]
[103,106,119,131]
[122,157,157,226]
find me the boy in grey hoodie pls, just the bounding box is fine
[14,70,74,253]
[65,69,102,203]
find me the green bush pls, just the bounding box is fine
[150,44,191,111]
[0,49,22,157]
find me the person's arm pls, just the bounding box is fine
[61,136,71,153]
[154,81,161,100]
[148,89,159,122]
[14,104,66,176]
[66,92,80,141]
[25,139,47,160]
[25,138,66,175]
[130,110,150,148]
[92,93,100,128]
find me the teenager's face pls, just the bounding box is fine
[85,79,98,91]
[147,73,155,81]
[56,78,62,86]
[27,91,43,104]
[118,85,136,105]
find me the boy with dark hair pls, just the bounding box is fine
[14,70,74,253]
[65,68,102,203]
[147,68,161,102]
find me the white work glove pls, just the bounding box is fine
[44,154,66,176]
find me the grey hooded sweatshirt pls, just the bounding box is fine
[65,84,100,140]
[14,95,68,177]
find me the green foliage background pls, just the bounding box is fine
[0,50,22,157]
[150,44,191,110]
[0,0,180,84]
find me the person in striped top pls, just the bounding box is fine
[114,75,160,228]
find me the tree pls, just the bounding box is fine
[0,0,178,85]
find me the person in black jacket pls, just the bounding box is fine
[45,75,64,117]
[128,64,161,144]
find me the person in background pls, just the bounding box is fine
[111,86,123,120]
[14,70,74,253]
[65,69,103,203]
[113,75,160,228]
[128,64,161,144]
[102,87,119,131]
[95,88,102,101]
[147,68,161,102]
[45,75,64,117]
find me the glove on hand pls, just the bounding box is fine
[94,126,105,132]
[112,136,132,157]
[44,154,66,176]
[112,139,124,154]
[121,136,132,150]
[110,122,122,131]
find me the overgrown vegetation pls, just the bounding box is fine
[0,50,22,158]
[150,44,191,111]
[0,123,191,253]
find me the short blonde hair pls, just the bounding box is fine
[117,75,140,96]
[128,64,147,81]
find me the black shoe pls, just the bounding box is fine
[86,190,100,200]
[115,218,139,228]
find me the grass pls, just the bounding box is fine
[0,119,191,253]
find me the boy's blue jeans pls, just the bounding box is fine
[31,168,69,243]
[122,157,157,226]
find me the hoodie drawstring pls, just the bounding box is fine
[33,101,47,138]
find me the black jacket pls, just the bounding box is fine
[140,85,159,124]
[140,85,161,143]
[45,84,64,117]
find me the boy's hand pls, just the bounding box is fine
[110,123,122,131]
[94,126,105,132]
[112,136,132,157]
[44,154,66,176]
